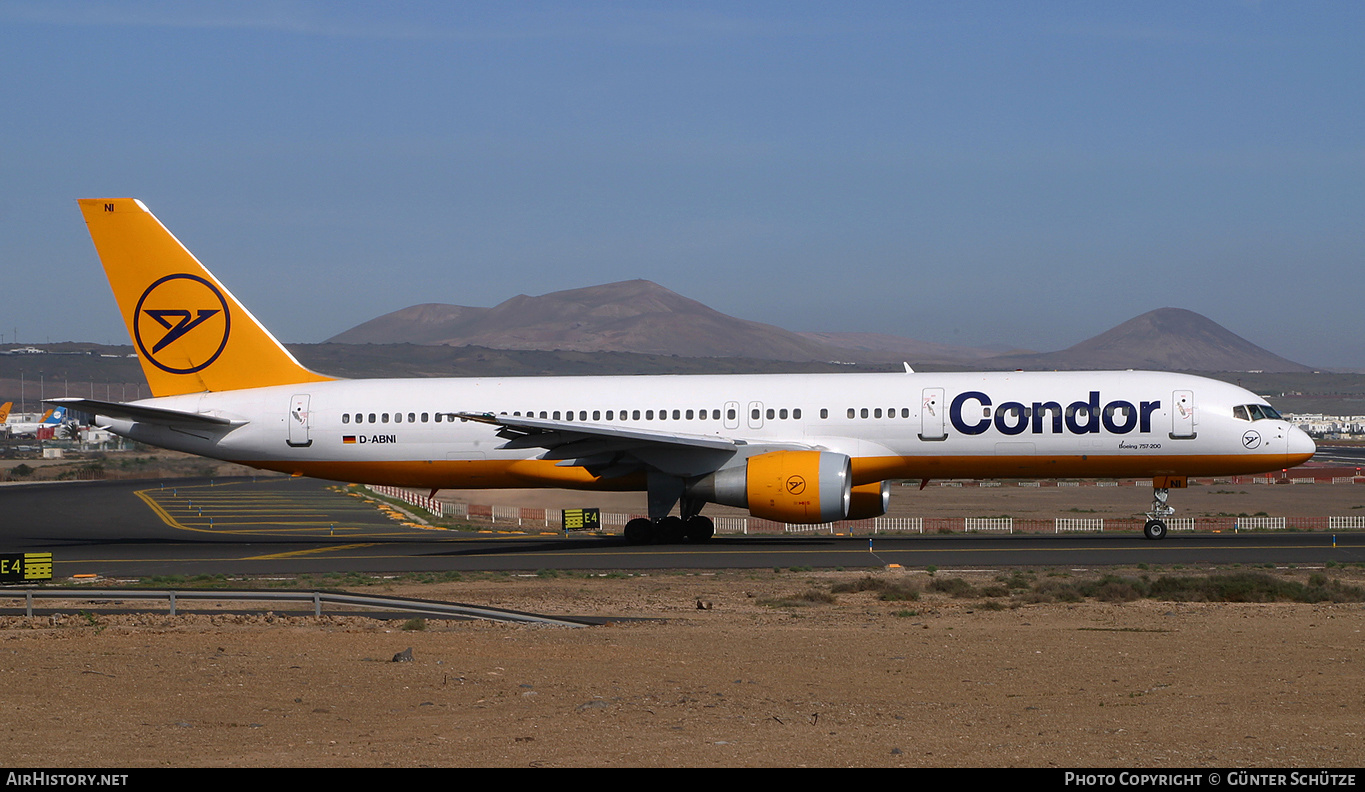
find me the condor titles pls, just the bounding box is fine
[949,390,1161,436]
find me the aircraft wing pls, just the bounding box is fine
[456,411,750,479]
[44,398,242,427]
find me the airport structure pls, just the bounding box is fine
[1284,413,1365,438]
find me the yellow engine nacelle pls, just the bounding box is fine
[690,450,852,524]
[846,481,891,520]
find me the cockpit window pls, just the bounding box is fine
[1235,404,1283,421]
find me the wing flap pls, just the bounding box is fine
[456,411,744,479]
[456,412,739,452]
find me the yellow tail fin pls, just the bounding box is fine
[0,402,11,423]
[79,199,334,397]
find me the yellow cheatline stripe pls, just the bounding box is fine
[246,543,381,559]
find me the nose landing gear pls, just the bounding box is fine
[1143,476,1186,540]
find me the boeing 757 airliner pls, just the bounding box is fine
[50,199,1315,542]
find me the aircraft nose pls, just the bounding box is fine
[1286,425,1316,464]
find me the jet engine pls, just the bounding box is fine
[689,450,851,524]
[846,481,891,520]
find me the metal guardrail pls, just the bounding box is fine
[0,588,590,627]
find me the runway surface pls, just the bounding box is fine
[1,476,1363,578]
[1309,443,1365,467]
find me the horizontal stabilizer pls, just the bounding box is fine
[44,398,240,427]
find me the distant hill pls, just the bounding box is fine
[329,303,492,346]
[328,280,843,362]
[984,308,1314,373]
[328,281,1314,373]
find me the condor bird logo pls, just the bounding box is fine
[133,274,231,374]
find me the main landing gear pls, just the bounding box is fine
[623,515,715,545]
[622,471,716,545]
[1143,476,1186,540]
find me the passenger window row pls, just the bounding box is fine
[341,407,820,424]
[511,408,724,422]
[343,412,457,424]
[847,407,913,419]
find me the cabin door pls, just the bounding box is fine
[1171,390,1196,439]
[287,394,313,448]
[919,387,946,440]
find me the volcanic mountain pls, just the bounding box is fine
[982,308,1314,373]
[328,282,1313,372]
[327,280,839,361]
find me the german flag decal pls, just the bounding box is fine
[342,436,356,444]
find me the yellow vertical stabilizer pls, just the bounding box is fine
[0,402,11,424]
[79,199,334,397]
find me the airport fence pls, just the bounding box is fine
[387,484,1365,537]
[1055,518,1104,533]
[365,485,445,518]
[374,470,1365,536]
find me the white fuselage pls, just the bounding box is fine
[99,369,1315,492]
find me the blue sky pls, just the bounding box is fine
[3,1,1362,368]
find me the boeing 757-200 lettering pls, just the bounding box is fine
[49,199,1315,542]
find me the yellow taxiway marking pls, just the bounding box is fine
[245,543,381,560]
[136,483,428,537]
[170,525,369,533]
[136,488,215,533]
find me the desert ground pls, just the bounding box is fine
[1,566,1363,768]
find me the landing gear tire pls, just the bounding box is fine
[656,516,686,544]
[624,518,653,545]
[624,515,715,545]
[1143,483,1177,541]
[683,515,715,543]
